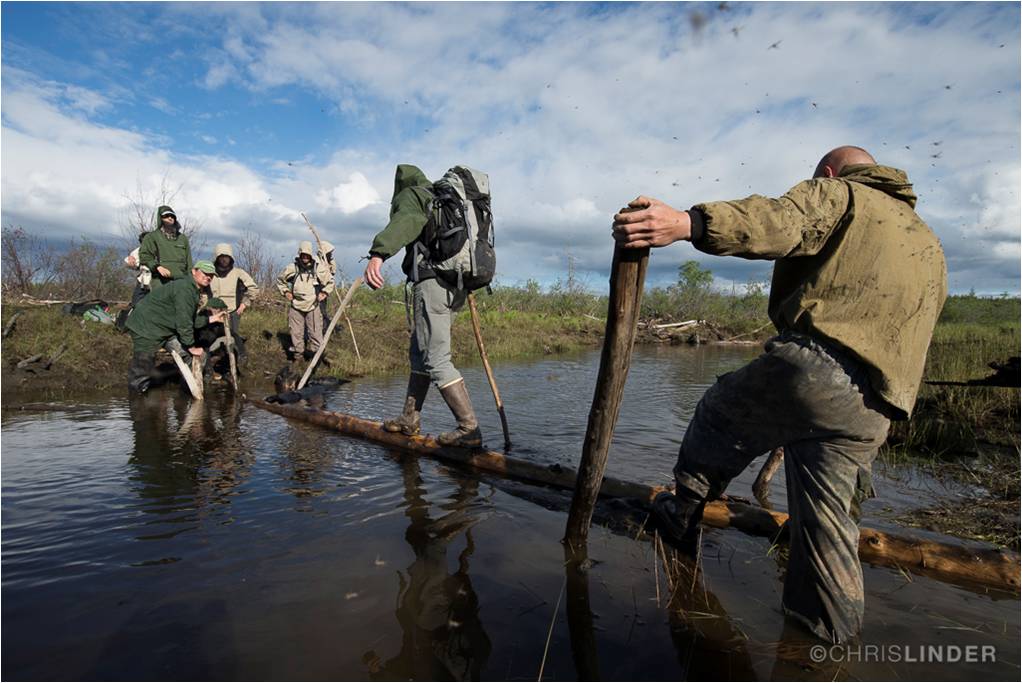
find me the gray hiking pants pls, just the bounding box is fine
[408,278,467,388]
[674,332,892,643]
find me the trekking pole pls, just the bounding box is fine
[301,212,363,362]
[169,348,203,399]
[564,245,649,550]
[296,277,363,391]
[223,318,240,390]
[467,292,511,450]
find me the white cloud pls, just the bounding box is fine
[314,172,381,214]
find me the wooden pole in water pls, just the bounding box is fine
[467,292,511,449]
[296,277,363,391]
[564,245,649,549]
[223,318,239,389]
[248,399,1022,593]
[169,348,202,399]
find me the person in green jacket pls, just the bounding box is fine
[125,260,226,393]
[363,164,482,448]
[612,146,947,644]
[138,205,192,290]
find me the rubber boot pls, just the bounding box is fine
[127,352,155,394]
[651,488,707,556]
[437,379,483,448]
[382,373,431,436]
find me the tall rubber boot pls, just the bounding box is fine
[437,379,483,448]
[382,373,431,436]
[651,486,707,557]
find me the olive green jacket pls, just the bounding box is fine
[139,208,192,288]
[693,164,947,418]
[125,277,209,349]
[368,164,434,280]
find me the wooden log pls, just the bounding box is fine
[223,320,239,389]
[296,277,362,390]
[651,319,700,331]
[3,311,22,339]
[169,349,203,399]
[248,399,1022,593]
[565,245,649,548]
[467,292,511,449]
[15,353,44,369]
[191,354,205,398]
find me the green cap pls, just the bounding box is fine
[194,260,215,274]
[206,297,228,310]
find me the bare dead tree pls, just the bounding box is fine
[119,173,204,251]
[53,237,134,301]
[235,227,283,291]
[1,226,58,295]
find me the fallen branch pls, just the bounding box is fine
[724,321,772,342]
[169,349,203,399]
[249,399,1022,593]
[16,353,44,369]
[651,319,700,331]
[752,447,784,506]
[3,312,22,339]
[43,344,68,370]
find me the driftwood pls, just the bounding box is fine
[296,277,362,391]
[169,349,203,399]
[42,344,68,371]
[565,245,649,548]
[467,292,511,449]
[3,312,22,339]
[223,322,239,389]
[249,399,1022,593]
[15,353,44,369]
[651,319,700,331]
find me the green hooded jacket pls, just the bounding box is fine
[125,276,210,351]
[692,164,947,418]
[139,205,193,288]
[368,165,435,280]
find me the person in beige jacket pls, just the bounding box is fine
[612,146,947,644]
[276,241,335,360]
[210,243,260,362]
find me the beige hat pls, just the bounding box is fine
[214,243,234,259]
[298,241,314,257]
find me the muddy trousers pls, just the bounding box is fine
[408,278,467,388]
[673,332,892,643]
[287,307,323,354]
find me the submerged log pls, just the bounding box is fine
[250,399,1022,593]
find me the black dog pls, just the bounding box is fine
[266,365,347,407]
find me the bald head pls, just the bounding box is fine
[813,146,876,179]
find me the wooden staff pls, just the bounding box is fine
[248,398,1022,593]
[564,245,650,548]
[467,292,511,449]
[752,447,784,506]
[296,277,363,391]
[301,211,363,362]
[223,318,239,389]
[169,348,203,399]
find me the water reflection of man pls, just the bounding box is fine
[365,458,491,680]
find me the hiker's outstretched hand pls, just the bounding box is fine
[364,256,385,290]
[612,196,691,248]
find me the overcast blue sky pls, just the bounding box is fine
[2,2,1019,293]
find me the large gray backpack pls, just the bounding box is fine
[416,166,496,291]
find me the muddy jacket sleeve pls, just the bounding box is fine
[237,268,260,306]
[692,179,851,260]
[175,287,200,347]
[369,187,432,260]
[276,264,296,297]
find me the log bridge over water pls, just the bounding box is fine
[249,398,1020,594]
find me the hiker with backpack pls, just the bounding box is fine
[363,164,496,448]
[276,241,335,361]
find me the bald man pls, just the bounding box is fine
[613,146,947,643]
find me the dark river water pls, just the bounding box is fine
[2,345,1018,680]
